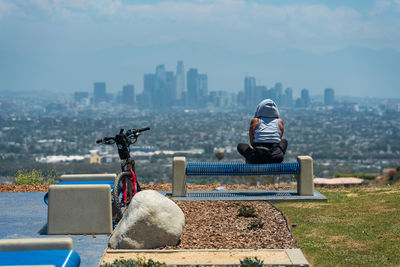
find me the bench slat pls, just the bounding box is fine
[186,162,300,176]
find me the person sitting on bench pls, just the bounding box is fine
[237,99,288,164]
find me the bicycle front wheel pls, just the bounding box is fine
[112,172,136,221]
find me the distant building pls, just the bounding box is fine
[273,82,283,105]
[285,88,293,107]
[94,82,107,104]
[141,62,207,108]
[74,91,88,103]
[244,76,257,107]
[122,84,135,106]
[176,61,185,101]
[198,74,208,106]
[90,152,102,164]
[144,74,156,107]
[296,88,310,108]
[165,71,176,104]
[187,68,198,107]
[324,88,335,106]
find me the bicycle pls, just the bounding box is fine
[96,126,150,221]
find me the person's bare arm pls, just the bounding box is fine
[278,118,284,138]
[249,118,259,147]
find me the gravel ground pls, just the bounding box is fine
[162,200,297,249]
[1,183,297,249]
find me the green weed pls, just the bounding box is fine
[240,256,264,267]
[238,205,256,217]
[103,257,166,267]
[12,169,58,185]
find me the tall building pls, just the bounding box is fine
[187,68,199,107]
[94,82,106,104]
[324,88,335,106]
[143,74,156,107]
[285,88,293,107]
[165,71,176,104]
[297,88,310,108]
[274,82,283,105]
[122,84,135,106]
[244,76,256,107]
[198,74,208,106]
[176,61,185,101]
[74,91,88,103]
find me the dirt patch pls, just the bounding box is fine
[160,201,297,250]
[0,184,49,193]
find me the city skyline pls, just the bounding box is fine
[1,0,400,97]
[72,61,343,110]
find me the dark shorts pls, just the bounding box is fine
[237,139,288,164]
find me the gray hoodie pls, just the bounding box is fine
[254,99,279,118]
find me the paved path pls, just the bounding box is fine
[0,192,109,267]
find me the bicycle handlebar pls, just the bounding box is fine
[96,127,150,145]
[138,126,150,133]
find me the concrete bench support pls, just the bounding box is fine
[172,156,314,197]
[59,173,116,182]
[47,184,112,235]
[173,157,187,197]
[297,156,314,196]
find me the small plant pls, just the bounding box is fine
[238,205,256,217]
[247,220,264,230]
[12,169,58,185]
[103,257,166,267]
[240,256,264,267]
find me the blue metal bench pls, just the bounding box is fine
[172,156,314,197]
[0,249,80,267]
[186,161,300,176]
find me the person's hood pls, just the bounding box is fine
[254,99,279,118]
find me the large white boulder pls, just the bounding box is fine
[109,190,185,249]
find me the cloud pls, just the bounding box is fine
[2,0,400,53]
[0,1,18,19]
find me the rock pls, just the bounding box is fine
[109,190,185,249]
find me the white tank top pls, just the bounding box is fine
[254,117,281,143]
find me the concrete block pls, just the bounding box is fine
[47,184,112,234]
[59,173,116,182]
[0,237,73,252]
[297,156,314,196]
[286,248,309,266]
[173,157,187,197]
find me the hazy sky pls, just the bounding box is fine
[1,0,400,97]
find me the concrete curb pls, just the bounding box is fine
[101,248,309,266]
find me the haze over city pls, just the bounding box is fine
[1,0,400,98]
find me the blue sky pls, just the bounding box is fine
[1,0,400,97]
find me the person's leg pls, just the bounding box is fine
[269,139,288,163]
[279,139,288,153]
[237,143,254,163]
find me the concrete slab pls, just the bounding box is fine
[101,249,309,266]
[0,192,109,267]
[47,184,112,235]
